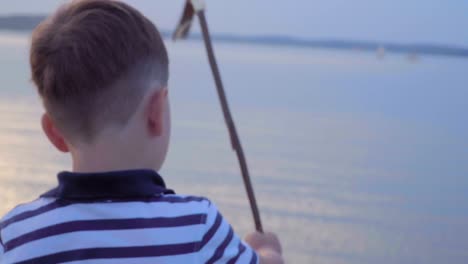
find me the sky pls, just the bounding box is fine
[0,0,467,46]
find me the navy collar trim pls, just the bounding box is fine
[41,169,175,200]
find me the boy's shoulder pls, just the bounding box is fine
[0,194,215,228]
[0,195,259,263]
[1,197,54,228]
[0,194,216,251]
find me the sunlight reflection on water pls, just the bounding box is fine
[0,98,394,263]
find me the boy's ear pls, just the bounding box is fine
[41,113,69,153]
[146,88,168,137]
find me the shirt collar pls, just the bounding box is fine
[41,169,175,200]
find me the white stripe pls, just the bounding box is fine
[6,225,203,263]
[197,202,258,263]
[237,244,256,263]
[1,198,54,223]
[67,253,198,264]
[0,244,3,263]
[200,218,231,261]
[218,230,241,262]
[3,198,210,241]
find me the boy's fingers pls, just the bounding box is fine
[244,231,262,250]
[244,231,282,254]
[264,232,282,254]
[257,248,285,264]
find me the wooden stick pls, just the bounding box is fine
[195,10,264,232]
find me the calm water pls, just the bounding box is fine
[0,32,467,263]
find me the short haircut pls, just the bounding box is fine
[30,0,169,143]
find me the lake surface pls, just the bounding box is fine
[0,32,467,263]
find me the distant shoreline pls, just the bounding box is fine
[1,15,467,59]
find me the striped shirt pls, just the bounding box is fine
[0,170,258,263]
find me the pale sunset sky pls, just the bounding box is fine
[0,0,467,46]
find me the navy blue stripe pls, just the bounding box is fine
[5,214,205,252]
[206,227,234,264]
[200,212,222,247]
[1,196,207,231]
[250,250,259,264]
[15,242,199,264]
[227,242,247,264]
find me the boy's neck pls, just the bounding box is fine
[70,137,157,173]
[72,151,155,173]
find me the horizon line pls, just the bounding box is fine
[0,14,467,59]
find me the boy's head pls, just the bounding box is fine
[30,0,171,171]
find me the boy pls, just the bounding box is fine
[0,0,283,263]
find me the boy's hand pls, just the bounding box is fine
[245,231,284,264]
